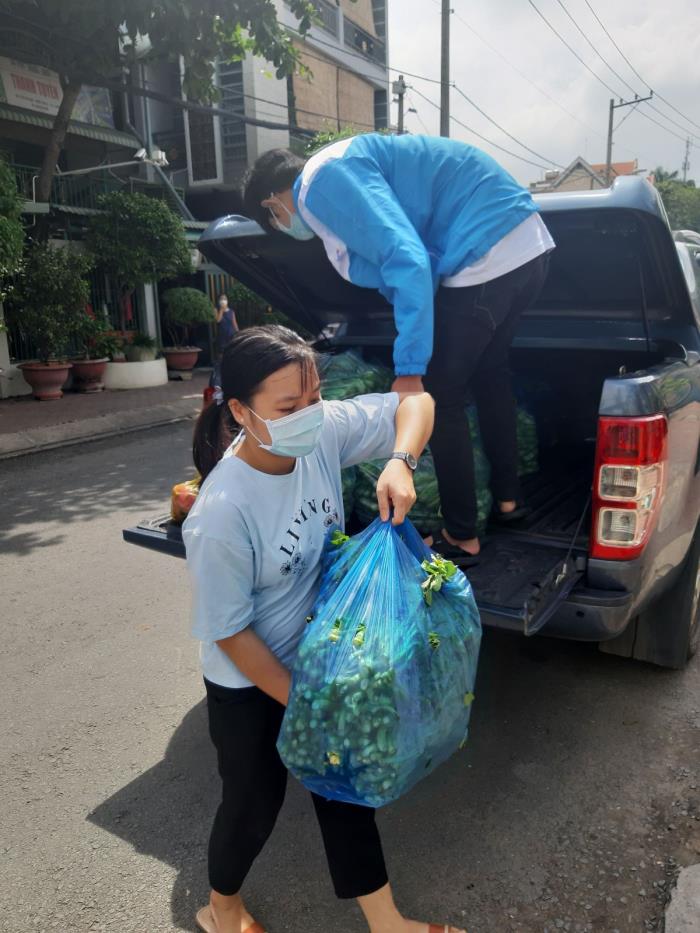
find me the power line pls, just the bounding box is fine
[582,0,700,134]
[452,85,562,167]
[524,0,698,149]
[450,8,606,143]
[290,22,560,164]
[406,93,433,135]
[411,85,550,170]
[554,0,698,140]
[220,84,376,131]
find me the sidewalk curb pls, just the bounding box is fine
[0,398,200,460]
[665,863,700,932]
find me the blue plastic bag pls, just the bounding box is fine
[277,517,482,808]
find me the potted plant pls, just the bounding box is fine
[71,314,122,392]
[161,287,215,372]
[9,242,91,400]
[124,331,158,362]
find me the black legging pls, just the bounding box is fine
[204,678,389,899]
[425,253,550,540]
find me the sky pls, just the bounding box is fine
[386,0,700,186]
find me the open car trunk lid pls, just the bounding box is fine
[197,178,699,354]
[124,178,695,635]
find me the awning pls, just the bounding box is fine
[0,103,139,147]
[184,220,208,242]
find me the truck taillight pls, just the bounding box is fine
[591,415,668,560]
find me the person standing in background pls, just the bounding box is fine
[215,293,239,355]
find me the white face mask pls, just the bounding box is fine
[246,401,324,458]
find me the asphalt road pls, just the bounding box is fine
[2,424,700,933]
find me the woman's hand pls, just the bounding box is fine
[376,459,417,525]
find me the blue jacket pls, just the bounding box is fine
[294,133,537,376]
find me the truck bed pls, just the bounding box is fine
[469,453,591,634]
[124,449,593,637]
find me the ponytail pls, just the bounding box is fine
[192,324,317,481]
[192,400,235,481]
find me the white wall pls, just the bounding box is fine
[0,303,31,398]
[242,54,291,163]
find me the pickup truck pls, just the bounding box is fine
[125,176,700,669]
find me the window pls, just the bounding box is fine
[374,89,387,130]
[219,61,248,165]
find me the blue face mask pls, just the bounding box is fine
[269,197,315,241]
[246,401,324,458]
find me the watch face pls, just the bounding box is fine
[406,453,418,471]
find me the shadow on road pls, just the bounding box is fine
[86,632,685,932]
[87,699,217,931]
[0,423,196,557]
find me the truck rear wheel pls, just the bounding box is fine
[599,527,700,669]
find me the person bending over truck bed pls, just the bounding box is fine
[244,133,554,565]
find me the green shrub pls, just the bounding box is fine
[0,158,24,299]
[162,287,215,346]
[9,243,92,362]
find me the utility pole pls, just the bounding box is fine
[393,75,407,135]
[682,136,691,183]
[605,92,654,185]
[440,0,451,137]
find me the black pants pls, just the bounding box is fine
[425,254,550,540]
[205,679,389,899]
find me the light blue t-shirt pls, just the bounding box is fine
[182,393,400,688]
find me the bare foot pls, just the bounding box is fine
[404,921,467,933]
[423,529,480,557]
[204,891,257,933]
[440,528,480,557]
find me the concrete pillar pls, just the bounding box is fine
[142,283,160,344]
[0,303,31,399]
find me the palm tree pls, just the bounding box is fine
[654,166,680,183]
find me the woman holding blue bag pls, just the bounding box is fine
[184,325,464,933]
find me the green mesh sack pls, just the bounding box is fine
[354,447,492,535]
[467,406,539,478]
[320,350,393,401]
[516,407,538,476]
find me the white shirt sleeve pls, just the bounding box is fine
[185,532,255,642]
[325,392,399,468]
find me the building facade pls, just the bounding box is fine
[0,2,389,394]
[140,0,390,219]
[530,157,644,193]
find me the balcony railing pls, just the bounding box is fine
[13,163,186,215]
[311,0,340,36]
[343,17,386,65]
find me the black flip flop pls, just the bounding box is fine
[428,530,481,568]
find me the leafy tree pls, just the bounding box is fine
[654,166,680,183]
[162,286,215,347]
[0,0,316,202]
[86,191,192,330]
[657,180,700,231]
[8,243,92,362]
[227,280,311,338]
[303,124,389,157]
[0,158,24,300]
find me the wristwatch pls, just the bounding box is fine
[390,451,418,472]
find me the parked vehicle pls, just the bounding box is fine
[124,177,700,669]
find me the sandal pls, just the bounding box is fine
[195,905,266,933]
[428,530,481,568]
[429,925,467,933]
